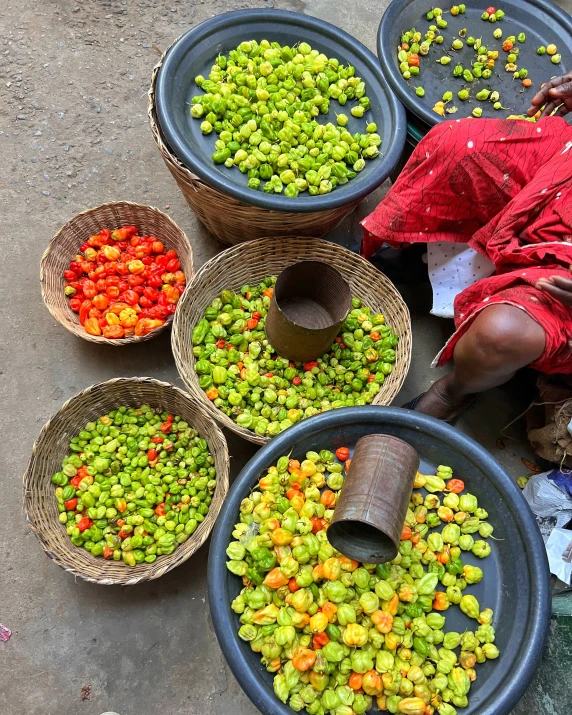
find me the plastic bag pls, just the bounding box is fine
[522,471,572,542]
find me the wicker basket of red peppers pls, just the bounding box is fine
[41,201,194,345]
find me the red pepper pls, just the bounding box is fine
[147,448,157,461]
[486,5,496,13]
[304,361,318,371]
[160,421,172,434]
[79,300,92,326]
[165,249,177,260]
[166,258,180,272]
[122,289,139,306]
[100,228,112,240]
[77,517,92,532]
[311,517,326,534]
[446,479,465,494]
[147,274,163,288]
[82,280,97,299]
[336,447,350,462]
[103,546,114,559]
[367,375,375,382]
[312,632,329,649]
[118,530,130,539]
[216,339,226,349]
[288,577,301,592]
[69,297,82,312]
[64,498,78,510]
[70,475,83,488]
[155,503,166,516]
[151,435,164,444]
[292,376,302,386]
[139,296,153,309]
[252,311,261,320]
[127,274,145,287]
[63,269,78,282]
[116,262,129,276]
[80,242,89,252]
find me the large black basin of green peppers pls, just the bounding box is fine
[192,276,399,438]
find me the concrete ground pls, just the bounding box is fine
[1,0,571,714]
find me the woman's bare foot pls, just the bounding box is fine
[414,375,475,421]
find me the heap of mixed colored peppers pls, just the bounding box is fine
[227,450,498,715]
[51,406,216,566]
[193,278,399,438]
[63,224,186,339]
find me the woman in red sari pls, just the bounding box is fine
[361,73,572,421]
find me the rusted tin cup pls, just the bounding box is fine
[328,434,419,564]
[265,261,351,363]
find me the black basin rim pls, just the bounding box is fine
[156,9,406,213]
[377,0,572,128]
[208,406,551,715]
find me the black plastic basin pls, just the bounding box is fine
[208,406,550,715]
[156,9,406,213]
[378,0,572,128]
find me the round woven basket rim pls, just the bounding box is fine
[22,377,229,585]
[172,236,412,445]
[40,200,194,346]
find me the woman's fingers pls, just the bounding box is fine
[548,275,572,291]
[539,100,560,118]
[535,280,572,306]
[527,73,572,115]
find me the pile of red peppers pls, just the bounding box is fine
[63,225,186,339]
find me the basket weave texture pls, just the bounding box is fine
[172,237,412,445]
[23,378,229,586]
[148,58,360,246]
[40,201,194,345]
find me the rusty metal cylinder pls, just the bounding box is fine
[265,261,351,363]
[328,434,420,564]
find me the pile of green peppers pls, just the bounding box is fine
[226,452,499,715]
[189,40,381,196]
[192,277,399,437]
[51,405,216,567]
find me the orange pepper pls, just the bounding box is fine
[349,672,363,690]
[311,517,326,534]
[522,78,532,87]
[289,491,305,513]
[400,526,412,541]
[344,458,352,473]
[371,609,394,634]
[445,478,465,494]
[408,54,420,67]
[437,545,451,564]
[410,531,421,545]
[134,318,164,336]
[205,387,218,400]
[320,490,336,508]
[312,563,325,581]
[84,317,101,336]
[437,506,454,522]
[107,301,130,315]
[102,325,124,339]
[321,602,338,623]
[162,284,180,304]
[377,695,388,711]
[263,567,289,589]
[246,318,258,329]
[288,459,300,472]
[433,592,450,611]
[263,288,274,298]
[385,593,400,616]
[339,555,359,572]
[502,39,514,51]
[370,331,380,341]
[92,294,109,311]
[291,647,316,672]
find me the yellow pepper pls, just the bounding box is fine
[342,622,368,647]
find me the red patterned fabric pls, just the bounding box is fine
[361,117,572,373]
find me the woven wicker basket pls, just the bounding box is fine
[40,201,194,345]
[172,237,412,445]
[23,378,229,586]
[148,58,361,246]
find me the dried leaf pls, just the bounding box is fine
[521,458,541,473]
[496,438,505,450]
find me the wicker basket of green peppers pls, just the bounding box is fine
[172,238,412,445]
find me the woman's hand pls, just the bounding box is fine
[527,70,572,119]
[536,272,572,307]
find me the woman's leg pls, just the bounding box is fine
[415,304,546,420]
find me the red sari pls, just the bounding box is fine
[361,117,572,373]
